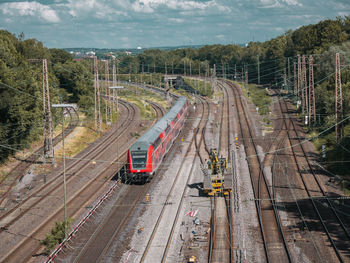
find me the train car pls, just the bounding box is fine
[126,96,188,183]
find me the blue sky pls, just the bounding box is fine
[0,0,349,48]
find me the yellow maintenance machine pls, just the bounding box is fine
[203,148,232,196]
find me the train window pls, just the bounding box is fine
[179,109,183,115]
[131,151,147,168]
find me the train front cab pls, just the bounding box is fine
[127,142,153,183]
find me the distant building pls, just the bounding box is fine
[137,46,142,50]
[125,51,132,55]
[86,51,96,56]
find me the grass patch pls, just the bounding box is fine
[116,73,164,88]
[311,124,350,192]
[119,85,168,120]
[233,81,272,123]
[183,78,213,98]
[54,114,99,159]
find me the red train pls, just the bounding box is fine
[126,96,188,183]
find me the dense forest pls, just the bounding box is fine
[1,17,349,180]
[0,30,93,163]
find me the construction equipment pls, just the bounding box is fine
[188,255,196,262]
[203,148,232,196]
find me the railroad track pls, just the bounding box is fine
[139,97,208,263]
[208,80,233,263]
[277,92,350,262]
[0,100,141,263]
[56,101,166,263]
[146,100,166,116]
[0,107,79,208]
[194,96,211,163]
[222,80,292,263]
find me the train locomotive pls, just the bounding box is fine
[126,96,188,183]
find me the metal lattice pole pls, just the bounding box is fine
[294,62,297,95]
[300,55,307,114]
[309,55,316,126]
[303,55,308,119]
[335,53,343,141]
[112,58,116,113]
[222,60,225,79]
[42,59,54,163]
[190,60,192,76]
[94,56,102,132]
[257,55,260,85]
[287,57,291,92]
[297,54,301,99]
[104,60,112,124]
[234,64,237,80]
[183,60,186,76]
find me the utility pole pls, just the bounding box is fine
[112,58,117,113]
[213,64,217,95]
[129,63,131,82]
[153,61,156,73]
[283,68,287,91]
[221,60,225,79]
[141,62,144,87]
[302,55,308,117]
[234,64,237,80]
[93,56,102,132]
[297,54,301,99]
[287,57,291,91]
[190,60,192,76]
[294,62,297,96]
[165,61,168,90]
[116,59,119,83]
[42,59,54,163]
[257,55,260,85]
[309,55,316,126]
[172,60,174,75]
[104,60,112,125]
[335,53,343,141]
[184,60,186,76]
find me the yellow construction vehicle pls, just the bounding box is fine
[203,148,232,196]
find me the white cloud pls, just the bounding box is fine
[131,1,155,13]
[66,0,98,17]
[0,1,60,23]
[168,17,184,23]
[257,0,302,8]
[131,0,230,12]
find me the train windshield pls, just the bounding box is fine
[131,151,148,168]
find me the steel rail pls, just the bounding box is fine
[71,101,165,263]
[278,94,349,262]
[139,100,204,263]
[0,101,138,263]
[161,97,211,262]
[0,101,132,228]
[223,80,292,263]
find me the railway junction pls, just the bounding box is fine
[0,76,349,263]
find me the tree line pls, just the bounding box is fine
[0,30,93,163]
[1,17,350,173]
